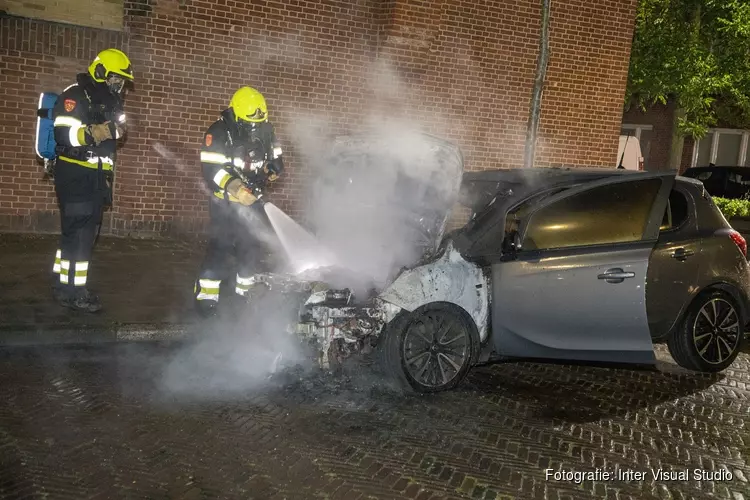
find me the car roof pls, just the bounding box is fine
[463,167,696,185]
[675,175,704,187]
[458,167,680,215]
[462,166,630,184]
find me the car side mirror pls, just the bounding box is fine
[513,232,522,250]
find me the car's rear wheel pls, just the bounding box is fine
[668,289,744,372]
[378,303,475,393]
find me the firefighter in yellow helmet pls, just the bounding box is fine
[193,86,285,317]
[50,48,133,312]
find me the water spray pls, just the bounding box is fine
[262,202,337,275]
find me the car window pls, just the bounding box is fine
[725,171,750,199]
[660,189,689,231]
[521,178,662,250]
[728,172,750,185]
[505,187,571,233]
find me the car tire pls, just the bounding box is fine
[378,302,475,393]
[668,289,745,372]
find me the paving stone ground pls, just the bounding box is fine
[3,233,750,499]
[1,338,749,500]
[0,233,205,332]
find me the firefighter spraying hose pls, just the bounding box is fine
[193,86,286,318]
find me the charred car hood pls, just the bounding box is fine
[325,132,464,251]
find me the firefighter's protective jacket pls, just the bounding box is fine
[200,109,284,203]
[52,73,123,173]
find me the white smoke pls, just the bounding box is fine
[155,56,469,398]
[283,83,465,294]
[157,289,310,398]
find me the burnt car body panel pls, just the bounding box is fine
[377,240,491,344]
[259,146,750,383]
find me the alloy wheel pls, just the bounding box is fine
[692,298,741,365]
[402,311,470,388]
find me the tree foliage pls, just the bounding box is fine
[626,0,750,138]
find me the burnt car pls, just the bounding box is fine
[255,135,750,393]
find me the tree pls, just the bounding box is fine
[626,0,750,169]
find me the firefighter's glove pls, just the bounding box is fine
[88,123,115,145]
[264,160,282,182]
[227,178,258,206]
[237,186,258,206]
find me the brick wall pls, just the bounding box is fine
[0,0,638,237]
[536,1,638,168]
[1,0,124,31]
[622,99,695,173]
[0,16,127,233]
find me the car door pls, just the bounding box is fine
[645,184,702,340]
[490,172,675,365]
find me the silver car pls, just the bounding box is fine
[259,135,750,393]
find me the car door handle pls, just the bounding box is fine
[671,248,695,261]
[597,268,635,283]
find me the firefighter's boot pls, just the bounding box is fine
[64,288,103,313]
[195,298,218,319]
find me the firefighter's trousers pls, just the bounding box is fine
[51,159,110,293]
[195,196,273,303]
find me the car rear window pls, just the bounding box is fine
[521,178,662,250]
[660,189,689,231]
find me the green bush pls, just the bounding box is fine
[713,197,750,219]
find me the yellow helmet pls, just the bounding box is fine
[229,87,268,123]
[88,48,134,83]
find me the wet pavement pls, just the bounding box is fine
[2,232,750,499]
[1,339,750,500]
[0,233,204,341]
